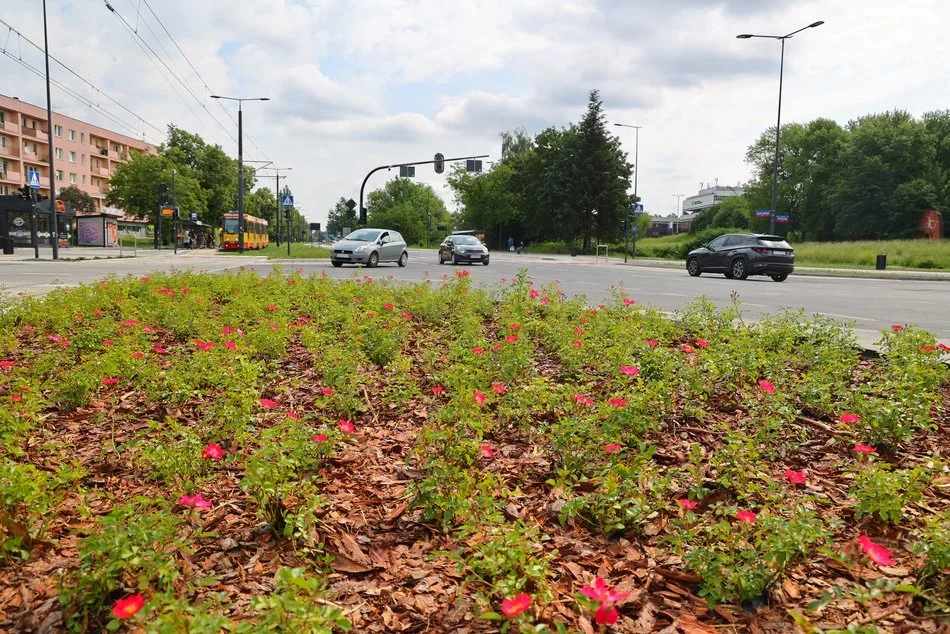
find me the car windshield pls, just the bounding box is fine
[223,218,240,234]
[452,235,481,245]
[344,229,381,242]
[757,237,792,249]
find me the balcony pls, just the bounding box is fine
[97,166,111,177]
[98,147,109,157]
[0,119,20,134]
[0,169,23,184]
[0,144,19,158]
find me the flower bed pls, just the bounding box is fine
[0,268,947,632]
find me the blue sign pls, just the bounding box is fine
[631,226,639,233]
[628,203,644,214]
[755,209,771,218]
[28,170,41,189]
[775,215,790,223]
[281,195,294,208]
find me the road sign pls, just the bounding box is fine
[161,207,175,217]
[631,226,639,233]
[628,203,644,214]
[755,209,772,218]
[28,171,41,189]
[399,165,415,178]
[775,215,790,223]
[281,195,294,208]
[345,198,357,210]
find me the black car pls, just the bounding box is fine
[438,234,490,265]
[686,233,794,281]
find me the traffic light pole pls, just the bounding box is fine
[43,0,59,260]
[357,154,489,225]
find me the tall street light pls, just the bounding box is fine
[737,20,824,234]
[257,166,292,247]
[210,95,269,253]
[614,123,641,263]
[673,194,685,215]
[42,0,59,259]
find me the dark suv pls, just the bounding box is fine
[686,233,794,281]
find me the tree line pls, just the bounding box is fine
[104,126,307,242]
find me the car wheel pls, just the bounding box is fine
[368,251,379,268]
[331,261,343,268]
[438,252,445,264]
[770,273,788,282]
[452,253,459,265]
[730,258,748,280]
[686,257,702,277]
[483,258,490,266]
[398,252,408,267]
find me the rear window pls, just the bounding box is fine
[757,237,792,249]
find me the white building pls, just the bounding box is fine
[682,184,745,214]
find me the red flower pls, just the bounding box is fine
[840,412,861,424]
[573,328,584,335]
[338,419,355,433]
[858,535,895,566]
[101,377,119,386]
[201,443,224,460]
[737,510,757,524]
[529,289,539,299]
[223,341,236,350]
[572,340,583,348]
[491,382,507,395]
[121,319,140,327]
[540,296,550,304]
[266,304,279,312]
[0,360,13,370]
[492,343,503,351]
[920,345,937,352]
[594,603,620,625]
[151,346,168,355]
[680,343,695,354]
[222,326,237,335]
[112,594,146,619]
[939,343,950,351]
[473,390,487,406]
[365,311,375,319]
[620,365,639,376]
[622,297,635,305]
[604,443,622,453]
[102,339,114,347]
[259,398,277,409]
[132,351,144,359]
[178,494,212,509]
[696,338,710,349]
[645,339,658,347]
[891,324,903,331]
[143,326,155,334]
[573,393,594,406]
[431,385,444,396]
[320,387,334,396]
[313,433,328,443]
[678,498,698,510]
[784,469,806,485]
[501,593,532,618]
[286,411,300,420]
[509,323,522,331]
[480,444,494,459]
[472,346,485,355]
[853,443,876,455]
[580,577,629,604]
[506,334,519,343]
[609,397,627,408]
[384,302,395,310]
[758,379,776,394]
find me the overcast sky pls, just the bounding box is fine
[2,0,948,225]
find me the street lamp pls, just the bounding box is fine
[614,123,641,263]
[737,20,824,234]
[42,0,59,259]
[210,95,269,253]
[256,166,292,247]
[673,194,685,215]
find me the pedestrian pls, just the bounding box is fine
[518,241,524,254]
[508,236,514,252]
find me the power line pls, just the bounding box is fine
[0,19,165,139]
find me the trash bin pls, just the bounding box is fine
[1,237,13,255]
[570,246,577,257]
[876,254,886,270]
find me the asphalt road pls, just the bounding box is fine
[1,247,947,344]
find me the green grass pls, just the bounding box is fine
[216,243,331,259]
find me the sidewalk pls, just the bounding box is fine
[0,245,221,261]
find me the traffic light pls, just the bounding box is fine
[158,183,169,205]
[314,222,321,232]
[359,206,367,225]
[434,152,444,174]
[17,185,31,201]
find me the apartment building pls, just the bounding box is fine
[0,94,156,212]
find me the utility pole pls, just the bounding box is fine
[42,0,59,259]
[673,194,685,215]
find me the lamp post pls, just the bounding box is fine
[257,166,292,247]
[210,95,269,253]
[737,20,824,234]
[673,194,685,214]
[614,123,641,263]
[42,0,58,259]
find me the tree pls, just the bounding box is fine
[366,178,450,246]
[57,185,94,214]
[500,127,534,160]
[244,187,276,225]
[165,125,240,227]
[447,161,522,247]
[327,198,352,236]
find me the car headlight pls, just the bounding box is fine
[356,244,373,252]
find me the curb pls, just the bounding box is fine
[606,258,950,282]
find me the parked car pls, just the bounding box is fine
[438,234,490,265]
[686,233,794,281]
[330,228,408,267]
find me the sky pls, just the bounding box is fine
[2,0,948,226]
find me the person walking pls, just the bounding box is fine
[508,236,514,252]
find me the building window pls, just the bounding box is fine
[54,125,62,137]
[81,132,85,144]
[81,154,86,165]
[55,148,63,160]
[69,151,77,163]
[69,173,77,184]
[68,129,76,141]
[82,175,86,185]
[56,170,63,181]
[0,136,5,148]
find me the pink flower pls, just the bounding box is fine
[506,334,519,343]
[573,393,594,406]
[858,535,895,566]
[939,343,950,351]
[572,340,583,348]
[121,319,140,327]
[286,411,300,420]
[473,390,487,406]
[574,327,585,335]
[112,594,146,619]
[920,345,937,352]
[678,498,698,510]
[491,382,507,395]
[259,398,277,409]
[178,494,212,509]
[680,343,695,354]
[222,326,237,335]
[313,433,328,443]
[609,397,627,408]
[540,296,550,304]
[501,593,532,618]
[201,443,224,460]
[891,324,903,331]
[645,339,658,347]
[853,443,876,455]
[223,341,236,350]
[620,365,639,376]
[622,297,635,305]
[784,469,807,485]
[102,339,114,347]
[695,338,710,349]
[492,343,503,352]
[594,603,620,626]
[143,326,155,334]
[320,387,334,396]
[384,302,395,310]
[151,346,168,355]
[758,379,776,394]
[580,577,629,604]
[431,385,444,396]
[840,413,861,424]
[266,304,278,312]
[101,377,119,386]
[472,346,485,355]
[480,444,494,459]
[0,360,14,370]
[737,510,757,524]
[132,351,144,359]
[338,419,355,433]
[529,289,539,299]
[604,443,622,453]
[509,323,522,331]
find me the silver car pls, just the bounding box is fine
[330,228,408,268]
